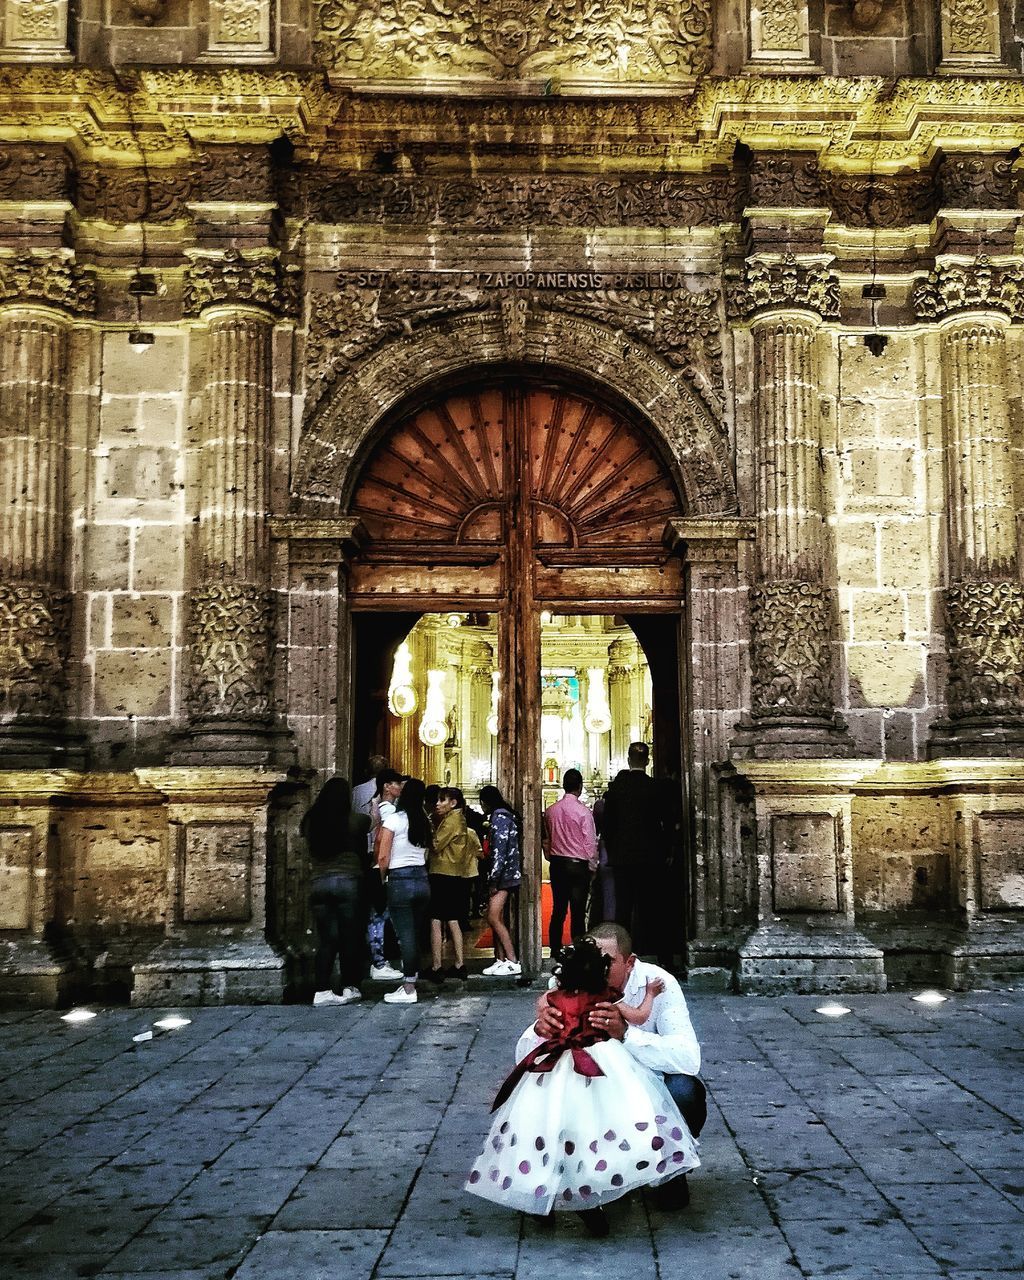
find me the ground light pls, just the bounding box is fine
[153,1015,192,1030]
[912,990,948,1005]
[815,1003,851,1018]
[60,1008,97,1024]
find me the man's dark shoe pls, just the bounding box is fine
[650,1174,690,1210]
[424,967,446,985]
[446,964,468,981]
[579,1207,610,1237]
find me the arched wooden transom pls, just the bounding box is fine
[350,382,683,551]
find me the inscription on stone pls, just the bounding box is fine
[182,822,253,923]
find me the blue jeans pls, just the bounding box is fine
[664,1073,707,1140]
[309,873,367,991]
[386,866,430,979]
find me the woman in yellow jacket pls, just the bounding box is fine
[426,787,481,982]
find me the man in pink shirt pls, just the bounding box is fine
[542,768,598,955]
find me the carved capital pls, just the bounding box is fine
[0,584,70,723]
[730,255,840,321]
[185,582,274,722]
[913,256,1024,322]
[750,581,835,721]
[184,249,299,319]
[944,580,1024,720]
[0,251,96,316]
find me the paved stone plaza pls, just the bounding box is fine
[0,989,1022,1280]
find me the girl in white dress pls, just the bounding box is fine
[465,937,699,1234]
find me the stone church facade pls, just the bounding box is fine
[2,1,1024,1003]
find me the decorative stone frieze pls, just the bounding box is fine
[0,251,96,315]
[183,249,298,319]
[0,143,70,201]
[192,144,275,204]
[312,0,713,83]
[939,152,1017,210]
[912,256,1024,322]
[729,255,840,321]
[185,583,274,721]
[75,166,187,225]
[0,583,70,722]
[750,582,834,721]
[944,581,1024,720]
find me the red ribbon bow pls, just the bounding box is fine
[491,1028,606,1112]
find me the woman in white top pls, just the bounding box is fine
[377,776,431,1005]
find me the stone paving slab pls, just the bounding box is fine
[0,991,1022,1278]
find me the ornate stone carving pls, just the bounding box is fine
[75,166,187,224]
[942,0,999,57]
[0,584,70,722]
[939,153,1017,210]
[750,581,835,721]
[185,583,274,721]
[912,256,1024,322]
[312,0,713,82]
[209,0,271,49]
[184,249,298,318]
[745,152,822,208]
[729,255,840,321]
[945,581,1024,719]
[5,0,66,45]
[0,251,96,315]
[192,144,274,204]
[0,144,69,201]
[822,171,937,228]
[757,0,804,52]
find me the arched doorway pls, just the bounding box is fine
[344,374,689,972]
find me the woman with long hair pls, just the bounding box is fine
[301,777,371,1006]
[377,776,432,1004]
[479,784,521,977]
[426,786,481,983]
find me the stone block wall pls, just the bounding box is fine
[77,332,189,767]
[830,331,944,761]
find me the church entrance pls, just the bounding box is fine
[344,375,689,972]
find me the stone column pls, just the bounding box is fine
[0,251,94,765]
[732,254,853,758]
[914,257,1024,756]
[175,249,294,765]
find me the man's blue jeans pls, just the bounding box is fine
[664,1073,707,1139]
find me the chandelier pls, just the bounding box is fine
[387,642,417,717]
[584,667,612,735]
[418,669,448,747]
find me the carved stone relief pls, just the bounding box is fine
[185,583,274,722]
[208,0,272,54]
[0,144,70,201]
[750,581,835,721]
[0,584,70,722]
[3,0,68,52]
[184,248,298,318]
[312,0,713,82]
[939,152,1017,210]
[75,166,188,225]
[913,256,1024,322]
[0,251,96,315]
[945,581,1024,720]
[729,255,840,321]
[941,0,1001,60]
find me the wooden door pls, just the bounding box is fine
[349,379,687,969]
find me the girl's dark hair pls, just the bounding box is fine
[438,786,465,809]
[479,785,522,831]
[396,777,432,849]
[554,936,611,995]
[374,767,404,798]
[300,776,352,844]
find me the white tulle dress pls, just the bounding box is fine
[465,988,699,1215]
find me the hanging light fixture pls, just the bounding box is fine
[583,667,612,734]
[487,670,500,737]
[387,641,417,717]
[127,268,158,353]
[418,669,448,746]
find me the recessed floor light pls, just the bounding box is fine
[815,1003,851,1018]
[912,990,948,1005]
[61,1008,98,1024]
[153,1015,192,1030]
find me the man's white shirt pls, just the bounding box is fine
[515,959,701,1078]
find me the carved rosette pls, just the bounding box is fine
[184,249,299,319]
[729,255,840,321]
[944,581,1024,720]
[185,583,274,722]
[0,251,96,315]
[750,581,835,721]
[0,584,71,723]
[912,256,1024,322]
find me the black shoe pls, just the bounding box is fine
[424,967,446,985]
[650,1174,690,1210]
[578,1207,609,1237]
[446,965,468,981]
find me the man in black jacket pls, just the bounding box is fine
[600,741,671,966]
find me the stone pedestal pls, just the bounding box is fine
[729,759,886,993]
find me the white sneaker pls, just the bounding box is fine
[482,959,511,976]
[339,987,362,1004]
[503,961,522,977]
[370,963,404,981]
[312,990,347,1006]
[383,986,418,1004]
